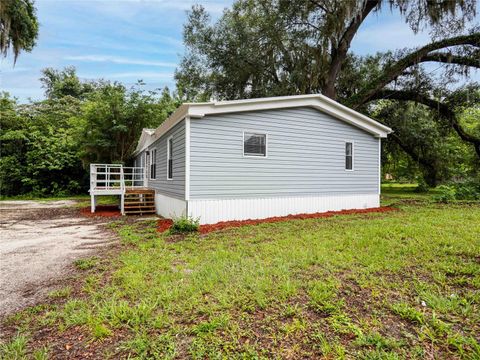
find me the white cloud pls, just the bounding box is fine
[64,55,177,67]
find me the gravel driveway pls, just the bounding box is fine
[0,200,116,320]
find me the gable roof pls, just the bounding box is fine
[133,94,392,155]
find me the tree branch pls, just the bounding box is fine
[309,0,332,14]
[322,0,381,99]
[369,89,480,158]
[421,51,480,67]
[349,33,480,107]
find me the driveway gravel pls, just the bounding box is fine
[0,200,116,320]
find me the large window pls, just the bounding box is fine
[243,132,267,157]
[345,142,353,171]
[149,149,156,180]
[167,136,173,179]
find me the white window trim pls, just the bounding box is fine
[345,140,354,172]
[149,148,156,180]
[144,152,149,182]
[243,131,268,158]
[167,135,173,180]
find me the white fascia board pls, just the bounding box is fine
[185,95,392,138]
[135,94,392,155]
[186,94,392,137]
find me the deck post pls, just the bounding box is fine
[91,194,96,213]
[120,193,125,215]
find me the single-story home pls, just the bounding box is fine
[132,94,392,224]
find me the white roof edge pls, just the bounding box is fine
[133,94,392,155]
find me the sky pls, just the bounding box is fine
[1,0,479,103]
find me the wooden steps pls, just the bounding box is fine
[124,189,156,215]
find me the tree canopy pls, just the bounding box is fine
[175,0,480,185]
[0,0,39,63]
[0,68,180,197]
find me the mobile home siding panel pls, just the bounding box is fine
[146,119,185,199]
[189,107,379,199]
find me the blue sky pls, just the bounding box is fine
[1,0,478,103]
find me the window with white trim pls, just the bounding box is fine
[345,142,353,170]
[167,137,173,179]
[150,149,156,180]
[243,132,266,157]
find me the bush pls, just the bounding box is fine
[170,216,199,234]
[414,177,430,193]
[434,180,480,203]
[434,185,456,203]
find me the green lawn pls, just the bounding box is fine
[2,189,480,359]
[0,194,119,208]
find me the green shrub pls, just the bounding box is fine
[414,177,430,193]
[434,185,457,203]
[170,216,199,234]
[434,180,480,203]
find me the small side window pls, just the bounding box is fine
[345,142,353,171]
[167,137,173,179]
[150,149,156,180]
[244,132,267,157]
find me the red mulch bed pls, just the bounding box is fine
[157,206,397,234]
[80,205,121,217]
[157,218,174,232]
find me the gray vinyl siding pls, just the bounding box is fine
[146,119,185,199]
[134,151,144,168]
[189,107,379,199]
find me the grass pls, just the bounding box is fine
[0,194,118,208]
[0,194,90,202]
[1,186,479,359]
[74,257,98,270]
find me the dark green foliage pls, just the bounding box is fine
[434,180,480,202]
[414,178,430,193]
[170,216,199,234]
[0,93,86,196]
[0,0,39,63]
[375,101,476,187]
[175,0,480,186]
[0,68,181,197]
[176,0,477,101]
[41,67,96,100]
[79,82,177,164]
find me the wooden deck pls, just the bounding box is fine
[124,188,156,215]
[90,164,155,215]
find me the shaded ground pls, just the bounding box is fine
[0,200,116,321]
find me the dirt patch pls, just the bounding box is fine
[0,200,117,323]
[80,205,122,218]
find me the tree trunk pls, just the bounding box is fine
[322,0,380,99]
[390,133,438,187]
[423,168,438,187]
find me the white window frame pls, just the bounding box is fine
[167,136,173,180]
[345,140,354,171]
[243,131,268,158]
[149,148,156,180]
[144,152,149,179]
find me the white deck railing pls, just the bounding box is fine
[89,164,146,193]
